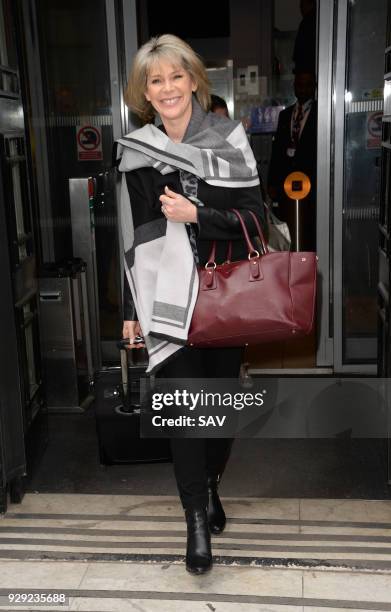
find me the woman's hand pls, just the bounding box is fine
[159,186,198,223]
[122,320,145,349]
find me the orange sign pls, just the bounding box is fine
[284,171,311,200]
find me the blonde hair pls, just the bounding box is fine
[124,34,211,124]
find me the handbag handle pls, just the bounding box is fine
[225,241,232,263]
[206,241,217,267]
[206,241,233,267]
[206,209,267,265]
[246,210,269,254]
[230,209,260,257]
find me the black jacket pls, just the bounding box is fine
[267,101,317,201]
[123,166,266,321]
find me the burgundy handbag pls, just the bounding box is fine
[188,208,317,347]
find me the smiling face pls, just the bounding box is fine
[145,58,197,128]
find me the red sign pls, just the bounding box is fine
[366,112,382,150]
[76,125,103,161]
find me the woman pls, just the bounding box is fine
[117,34,265,575]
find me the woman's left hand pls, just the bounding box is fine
[159,186,198,223]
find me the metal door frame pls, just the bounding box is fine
[316,0,335,368]
[106,0,138,363]
[106,0,139,140]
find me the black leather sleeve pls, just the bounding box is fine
[123,269,138,321]
[195,184,267,241]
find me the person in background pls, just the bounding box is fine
[267,71,317,250]
[119,34,265,575]
[210,94,229,118]
[293,0,317,74]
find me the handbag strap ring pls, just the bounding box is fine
[248,250,260,260]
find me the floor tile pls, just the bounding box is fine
[69,598,301,612]
[6,494,182,517]
[303,570,391,603]
[0,560,88,589]
[300,499,391,524]
[79,562,303,598]
[6,494,300,521]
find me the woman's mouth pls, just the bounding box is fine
[160,96,182,106]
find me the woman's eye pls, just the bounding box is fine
[174,74,183,79]
[151,79,160,85]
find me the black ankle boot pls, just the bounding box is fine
[207,475,226,535]
[185,507,212,574]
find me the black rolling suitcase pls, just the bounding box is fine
[94,345,171,465]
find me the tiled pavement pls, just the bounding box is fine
[1,494,391,611]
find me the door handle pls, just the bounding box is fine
[39,291,62,302]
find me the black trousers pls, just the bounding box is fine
[156,346,243,510]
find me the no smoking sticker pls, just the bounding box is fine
[76,125,103,161]
[366,112,382,150]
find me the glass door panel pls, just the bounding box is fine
[342,0,388,364]
[35,0,113,262]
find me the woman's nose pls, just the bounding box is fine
[161,79,174,93]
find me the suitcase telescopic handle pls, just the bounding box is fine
[117,336,144,350]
